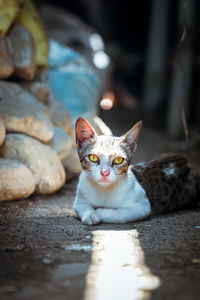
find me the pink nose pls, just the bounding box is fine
[100,168,110,177]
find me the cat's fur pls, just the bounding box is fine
[73,117,200,225]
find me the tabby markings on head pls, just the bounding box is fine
[75,117,142,188]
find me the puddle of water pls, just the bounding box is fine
[64,244,92,252]
[53,263,89,281]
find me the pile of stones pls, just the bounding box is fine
[0,76,81,201]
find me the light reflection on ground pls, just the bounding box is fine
[84,230,160,300]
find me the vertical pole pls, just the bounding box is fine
[167,0,194,140]
[143,0,169,113]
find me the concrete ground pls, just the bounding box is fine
[0,108,200,300]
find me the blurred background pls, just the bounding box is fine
[37,0,200,140]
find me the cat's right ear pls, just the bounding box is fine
[120,121,142,153]
[75,117,96,148]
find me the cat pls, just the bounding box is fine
[73,117,200,225]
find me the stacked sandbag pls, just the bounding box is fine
[0,1,111,202]
[0,0,48,80]
[0,158,35,201]
[0,81,53,142]
[21,79,81,174]
[9,25,36,80]
[0,81,74,201]
[1,134,66,195]
[0,1,69,201]
[0,36,13,79]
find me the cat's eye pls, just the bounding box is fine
[113,157,124,165]
[89,154,99,163]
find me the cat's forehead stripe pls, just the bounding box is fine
[96,136,119,148]
[92,136,124,156]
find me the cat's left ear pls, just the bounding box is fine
[75,117,96,148]
[120,121,142,152]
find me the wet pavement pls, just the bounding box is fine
[0,176,200,300]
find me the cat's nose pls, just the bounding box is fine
[100,168,110,177]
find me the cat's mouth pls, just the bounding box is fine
[98,178,112,185]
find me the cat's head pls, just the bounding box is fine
[75,117,142,188]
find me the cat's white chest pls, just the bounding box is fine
[83,179,128,208]
[74,169,151,224]
[78,169,149,209]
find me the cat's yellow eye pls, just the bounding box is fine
[113,157,124,165]
[89,154,99,163]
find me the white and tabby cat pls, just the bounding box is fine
[73,117,200,225]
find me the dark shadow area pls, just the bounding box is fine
[136,210,200,300]
[0,217,91,300]
[0,177,91,300]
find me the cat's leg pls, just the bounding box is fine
[73,193,102,225]
[96,205,151,224]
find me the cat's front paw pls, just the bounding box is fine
[82,211,102,225]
